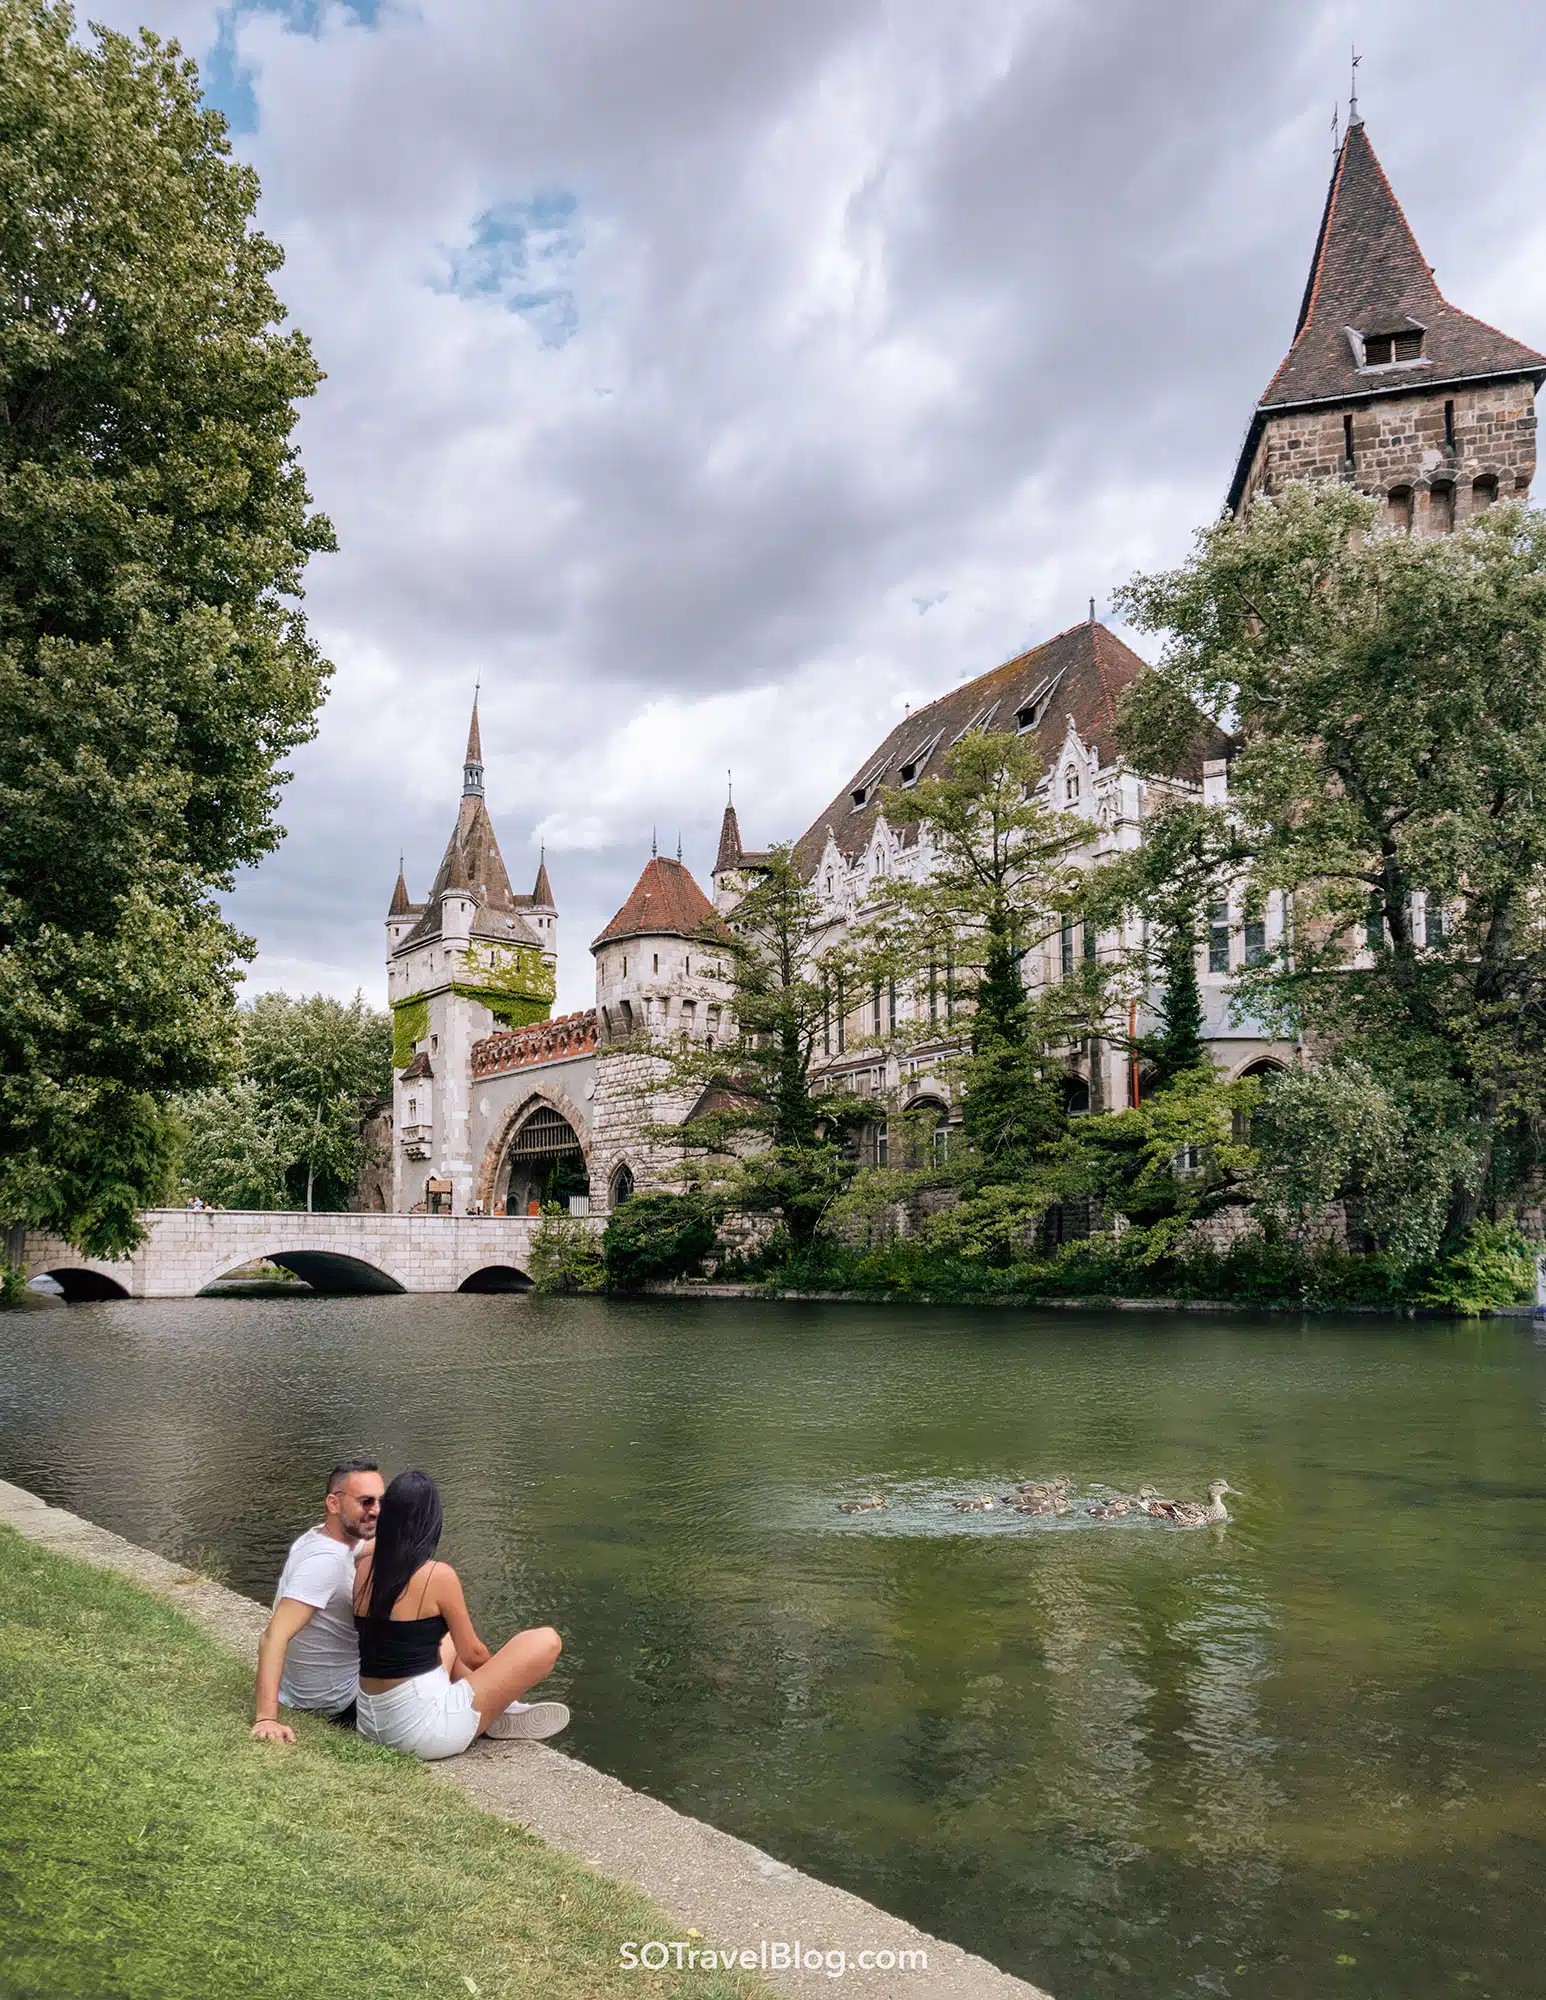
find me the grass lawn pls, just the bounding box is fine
[0,1528,772,2000]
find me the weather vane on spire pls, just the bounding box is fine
[1331,102,1339,152]
[1348,45,1362,128]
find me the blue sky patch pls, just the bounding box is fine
[440,193,583,347]
[202,1,382,136]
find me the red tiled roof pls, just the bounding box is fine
[1229,122,1546,507]
[591,856,717,948]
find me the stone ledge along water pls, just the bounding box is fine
[0,1477,1046,2000]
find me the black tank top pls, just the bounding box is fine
[355,1611,448,1678]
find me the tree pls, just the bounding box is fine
[178,993,390,1212]
[1118,485,1546,1254]
[863,731,1092,1247]
[0,3,334,1253]
[653,847,864,1247]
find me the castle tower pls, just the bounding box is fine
[1229,114,1546,530]
[385,698,558,1213]
[588,850,734,1209]
[710,790,771,914]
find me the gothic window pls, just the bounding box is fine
[611,1163,635,1207]
[825,871,834,895]
[1244,916,1267,966]
[860,1120,889,1169]
[871,976,882,1036]
[1425,896,1446,947]
[1386,486,1413,531]
[1065,769,1080,804]
[1061,923,1074,977]
[1083,921,1097,963]
[1343,413,1355,468]
[1444,400,1456,452]
[652,953,659,974]
[1208,901,1231,974]
[928,959,938,1024]
[408,1098,417,1119]
[888,979,898,1033]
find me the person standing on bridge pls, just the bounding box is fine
[252,1459,385,1741]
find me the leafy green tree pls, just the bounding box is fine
[600,1191,718,1290]
[173,1079,294,1211]
[858,731,1092,1252]
[654,848,865,1247]
[1064,1064,1257,1262]
[0,2,334,1253]
[529,1206,605,1294]
[178,994,389,1212]
[1118,486,1546,1251]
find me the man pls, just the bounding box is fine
[252,1458,385,1742]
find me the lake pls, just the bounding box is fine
[2,1293,1543,1999]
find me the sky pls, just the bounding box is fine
[88,0,1546,1014]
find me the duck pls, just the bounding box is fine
[1003,1489,1072,1515]
[836,1496,886,1514]
[1011,1477,1070,1502]
[1085,1493,1138,1520]
[951,1495,998,1512]
[1143,1480,1235,1527]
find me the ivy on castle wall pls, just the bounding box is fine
[451,985,551,1032]
[391,997,429,1070]
[462,941,556,1005]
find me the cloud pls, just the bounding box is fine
[82,0,1546,1013]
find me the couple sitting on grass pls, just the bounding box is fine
[252,1459,568,1760]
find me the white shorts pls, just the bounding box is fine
[355,1665,481,1761]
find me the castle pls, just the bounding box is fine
[373,112,1543,1220]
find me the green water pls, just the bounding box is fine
[2,1295,1544,1998]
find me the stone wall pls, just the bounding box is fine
[1240,378,1537,523]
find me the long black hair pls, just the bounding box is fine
[366,1469,443,1619]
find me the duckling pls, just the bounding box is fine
[951,1495,998,1512]
[1145,1480,1235,1527]
[1085,1493,1138,1520]
[836,1496,886,1515]
[1003,1489,1072,1515]
[1012,1477,1070,1502]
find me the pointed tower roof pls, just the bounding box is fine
[1229,122,1546,507]
[396,709,543,954]
[532,852,554,907]
[714,800,743,874]
[591,856,719,950]
[388,865,412,917]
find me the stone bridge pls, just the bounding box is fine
[21,1209,582,1300]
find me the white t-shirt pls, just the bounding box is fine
[274,1525,361,1716]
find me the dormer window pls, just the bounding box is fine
[1364,329,1423,366]
[1015,699,1043,732]
[851,785,869,808]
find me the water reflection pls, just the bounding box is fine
[3,1295,1544,1999]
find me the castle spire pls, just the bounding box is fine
[463,692,484,798]
[714,796,743,875]
[389,857,411,917]
[532,846,554,907]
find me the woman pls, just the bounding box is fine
[352,1469,568,1760]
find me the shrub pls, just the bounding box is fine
[1415,1220,1539,1316]
[528,1208,605,1295]
[601,1192,717,1291]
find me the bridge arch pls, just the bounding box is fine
[198,1248,407,1297]
[36,1266,131,1303]
[457,1265,534,1293]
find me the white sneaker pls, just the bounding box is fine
[483,1700,571,1741]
